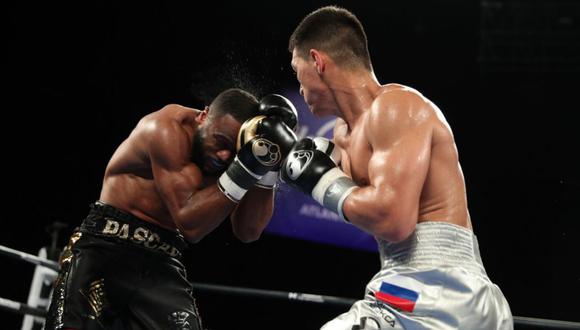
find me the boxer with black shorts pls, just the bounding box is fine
[45,88,298,329]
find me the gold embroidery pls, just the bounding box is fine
[59,231,82,265]
[51,267,70,328]
[85,278,107,319]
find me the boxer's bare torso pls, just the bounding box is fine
[334,84,471,232]
[100,105,239,232]
[289,9,512,329]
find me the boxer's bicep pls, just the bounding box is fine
[345,93,432,241]
[368,115,432,220]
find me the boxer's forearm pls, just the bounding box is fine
[230,186,274,242]
[173,185,237,243]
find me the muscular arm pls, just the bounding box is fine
[342,90,433,242]
[149,120,236,243]
[230,187,275,242]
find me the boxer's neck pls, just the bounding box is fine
[325,68,381,127]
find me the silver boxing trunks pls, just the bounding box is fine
[321,221,513,330]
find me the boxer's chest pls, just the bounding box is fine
[334,122,372,187]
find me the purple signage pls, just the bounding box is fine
[264,90,378,252]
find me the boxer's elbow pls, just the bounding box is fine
[174,216,211,244]
[181,230,205,244]
[375,221,415,243]
[359,213,412,243]
[178,224,209,244]
[230,206,271,243]
[232,225,262,243]
[345,193,415,243]
[374,208,417,243]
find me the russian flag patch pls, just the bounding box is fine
[375,281,419,312]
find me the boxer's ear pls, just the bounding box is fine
[196,106,209,124]
[310,49,325,74]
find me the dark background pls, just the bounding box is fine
[5,0,579,329]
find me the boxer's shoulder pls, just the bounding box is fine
[137,105,199,136]
[371,87,436,126]
[382,82,410,91]
[157,104,201,122]
[159,103,194,112]
[375,84,423,105]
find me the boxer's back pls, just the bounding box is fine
[415,90,471,229]
[100,105,199,231]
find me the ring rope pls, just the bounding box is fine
[1,244,579,329]
[191,282,356,307]
[0,297,47,318]
[0,245,59,271]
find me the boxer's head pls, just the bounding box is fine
[192,88,258,175]
[289,6,371,117]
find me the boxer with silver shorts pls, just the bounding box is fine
[283,6,513,329]
[322,222,512,329]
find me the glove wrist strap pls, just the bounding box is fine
[311,167,357,222]
[255,171,279,189]
[218,156,262,202]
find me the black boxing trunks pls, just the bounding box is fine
[45,201,202,330]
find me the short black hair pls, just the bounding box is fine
[289,6,371,70]
[208,88,258,123]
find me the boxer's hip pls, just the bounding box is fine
[80,201,187,258]
[79,200,187,259]
[45,202,198,329]
[358,221,513,329]
[376,221,488,277]
[359,266,512,329]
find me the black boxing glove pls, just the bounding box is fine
[312,137,341,165]
[255,94,299,188]
[218,116,296,201]
[281,138,357,222]
[258,94,299,131]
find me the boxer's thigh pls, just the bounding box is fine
[127,257,202,330]
[320,297,407,330]
[46,234,128,329]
